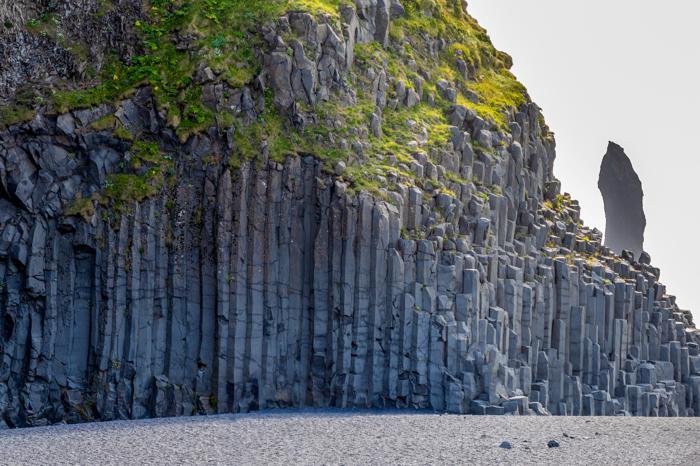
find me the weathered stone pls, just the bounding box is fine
[370,113,382,137]
[291,40,317,105]
[390,0,405,18]
[0,0,696,430]
[56,114,75,135]
[448,105,467,127]
[374,0,391,47]
[598,141,646,257]
[265,52,295,110]
[405,89,420,108]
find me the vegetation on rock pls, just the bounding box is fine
[1,0,698,428]
[3,0,534,207]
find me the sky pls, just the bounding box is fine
[468,0,699,318]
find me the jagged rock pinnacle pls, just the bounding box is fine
[598,141,646,258]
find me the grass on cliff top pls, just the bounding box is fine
[46,0,353,135]
[10,0,530,212]
[7,0,524,129]
[393,1,526,129]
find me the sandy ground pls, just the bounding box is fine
[0,410,698,465]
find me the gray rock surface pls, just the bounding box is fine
[0,3,697,430]
[598,141,646,258]
[0,1,145,102]
[0,93,696,426]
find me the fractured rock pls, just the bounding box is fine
[0,1,696,431]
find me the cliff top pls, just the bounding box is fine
[1,0,544,209]
[0,1,530,132]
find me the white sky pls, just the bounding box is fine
[469,0,699,318]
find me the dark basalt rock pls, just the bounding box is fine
[0,0,145,104]
[0,2,697,430]
[598,141,646,258]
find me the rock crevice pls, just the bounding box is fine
[0,97,697,427]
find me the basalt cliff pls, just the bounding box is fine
[0,1,698,428]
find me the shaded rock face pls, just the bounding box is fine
[0,4,697,429]
[1,98,698,426]
[598,142,646,258]
[0,0,144,103]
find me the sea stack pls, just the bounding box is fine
[598,141,646,258]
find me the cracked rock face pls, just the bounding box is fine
[598,142,646,258]
[0,0,144,103]
[0,2,698,429]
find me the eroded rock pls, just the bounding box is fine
[0,2,696,431]
[598,141,646,258]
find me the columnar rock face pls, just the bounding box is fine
[598,142,646,258]
[1,104,698,426]
[0,2,698,428]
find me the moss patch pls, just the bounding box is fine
[0,106,36,128]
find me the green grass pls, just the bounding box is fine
[3,0,528,137]
[72,137,176,213]
[543,193,571,213]
[0,106,36,128]
[2,0,537,210]
[90,114,116,131]
[64,194,99,221]
[104,173,158,204]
